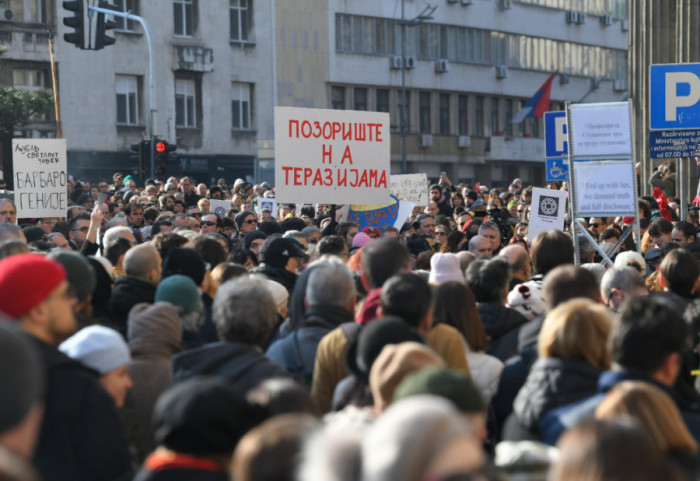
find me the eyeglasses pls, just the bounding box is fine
[435,231,447,236]
[201,221,216,227]
[98,184,108,189]
[190,213,202,217]
[245,219,258,224]
[71,226,90,232]
[590,223,600,228]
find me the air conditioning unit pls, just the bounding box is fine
[566,11,579,24]
[390,56,403,70]
[435,59,449,73]
[461,0,473,4]
[621,19,629,31]
[600,14,613,26]
[613,79,628,92]
[419,134,433,147]
[497,0,512,10]
[560,74,570,85]
[458,135,471,148]
[0,8,13,21]
[495,65,508,79]
[404,56,417,69]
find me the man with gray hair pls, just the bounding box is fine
[172,276,289,393]
[469,235,492,258]
[266,257,356,387]
[110,244,162,336]
[600,266,648,311]
[0,223,26,243]
[478,220,502,256]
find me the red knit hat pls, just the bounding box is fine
[0,254,66,319]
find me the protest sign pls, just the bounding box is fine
[209,199,233,217]
[256,198,276,216]
[569,102,632,157]
[274,106,390,204]
[572,161,636,217]
[347,196,414,231]
[390,173,429,206]
[528,187,568,241]
[12,139,68,218]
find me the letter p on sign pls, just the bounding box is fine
[650,63,700,130]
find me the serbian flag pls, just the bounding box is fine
[511,73,557,123]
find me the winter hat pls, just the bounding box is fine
[47,250,97,302]
[361,396,481,481]
[352,232,372,248]
[0,254,66,319]
[235,210,257,229]
[614,251,647,277]
[59,325,131,375]
[264,280,289,311]
[369,342,445,413]
[155,275,202,315]
[346,316,424,382]
[162,247,206,286]
[127,302,183,356]
[0,318,44,433]
[466,190,478,202]
[394,367,486,413]
[152,376,265,456]
[428,253,465,285]
[244,230,268,251]
[259,237,305,269]
[362,226,381,238]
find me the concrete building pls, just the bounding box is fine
[0,0,628,188]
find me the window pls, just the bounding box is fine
[458,95,468,135]
[505,99,513,137]
[419,92,431,133]
[116,75,139,125]
[230,0,250,42]
[331,86,346,110]
[231,82,251,130]
[113,0,137,31]
[174,0,195,37]
[376,89,389,113]
[354,88,367,111]
[175,79,196,127]
[439,93,450,135]
[491,98,500,135]
[13,69,48,120]
[475,96,484,137]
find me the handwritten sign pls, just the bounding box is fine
[573,160,637,217]
[569,102,632,157]
[390,173,429,206]
[347,195,414,230]
[12,139,68,218]
[528,187,567,241]
[274,106,390,204]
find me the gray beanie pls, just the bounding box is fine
[47,250,97,302]
[361,395,481,481]
[59,325,131,375]
[0,319,43,433]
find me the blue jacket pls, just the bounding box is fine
[539,370,700,446]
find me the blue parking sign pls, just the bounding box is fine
[546,158,569,182]
[650,63,700,130]
[544,112,568,158]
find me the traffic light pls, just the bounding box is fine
[63,0,89,49]
[94,0,118,50]
[130,140,151,177]
[153,139,177,176]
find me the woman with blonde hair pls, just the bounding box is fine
[596,381,699,477]
[513,299,612,435]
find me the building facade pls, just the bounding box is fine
[0,0,628,187]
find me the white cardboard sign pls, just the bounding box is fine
[573,160,637,217]
[274,106,390,204]
[528,187,568,241]
[390,173,429,206]
[569,102,632,157]
[12,139,68,218]
[209,199,232,217]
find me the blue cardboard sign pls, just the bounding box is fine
[649,129,700,158]
[546,157,569,182]
[544,111,568,158]
[650,63,700,130]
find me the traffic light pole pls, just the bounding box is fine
[89,5,157,178]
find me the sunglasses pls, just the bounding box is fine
[245,219,258,224]
[190,213,202,217]
[71,226,90,232]
[201,221,216,227]
[435,231,447,236]
[590,223,600,228]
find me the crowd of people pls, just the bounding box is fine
[0,168,699,480]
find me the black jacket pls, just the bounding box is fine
[29,335,133,481]
[477,302,529,362]
[110,276,157,337]
[172,341,290,394]
[513,357,603,433]
[250,264,297,295]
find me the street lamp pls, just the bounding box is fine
[398,2,436,174]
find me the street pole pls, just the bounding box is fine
[401,0,407,175]
[88,6,157,178]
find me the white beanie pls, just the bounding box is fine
[59,325,131,375]
[428,253,465,285]
[265,279,289,310]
